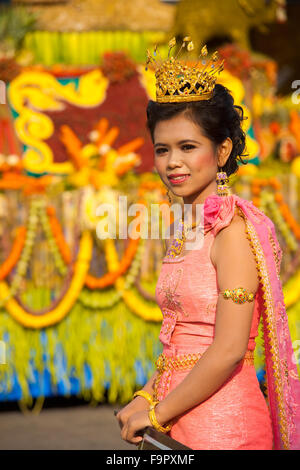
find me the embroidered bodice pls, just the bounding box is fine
[155,193,262,349]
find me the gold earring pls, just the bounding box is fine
[216,167,230,196]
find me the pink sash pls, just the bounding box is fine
[203,194,300,450]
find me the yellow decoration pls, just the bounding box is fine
[291,156,300,178]
[0,232,92,329]
[81,186,119,231]
[0,288,161,406]
[117,277,162,322]
[93,225,162,322]
[68,167,91,187]
[283,269,300,308]
[81,144,99,161]
[105,238,120,273]
[138,65,156,101]
[9,70,109,175]
[237,163,258,176]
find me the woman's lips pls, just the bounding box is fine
[168,174,190,185]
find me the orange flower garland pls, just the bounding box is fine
[0,226,26,280]
[83,184,139,289]
[46,207,72,264]
[85,236,140,289]
[0,231,92,329]
[0,173,53,195]
[43,178,169,290]
[85,193,151,289]
[251,177,300,240]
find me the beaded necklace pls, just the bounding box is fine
[165,219,201,259]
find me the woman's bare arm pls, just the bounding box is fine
[140,370,158,395]
[154,213,260,425]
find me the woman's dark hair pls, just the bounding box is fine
[146,84,248,177]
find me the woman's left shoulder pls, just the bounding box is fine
[211,199,260,278]
[214,206,247,242]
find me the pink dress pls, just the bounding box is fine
[154,200,274,450]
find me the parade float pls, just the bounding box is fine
[0,1,299,411]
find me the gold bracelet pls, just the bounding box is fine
[220,286,255,304]
[132,390,154,405]
[148,401,172,434]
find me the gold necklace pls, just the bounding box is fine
[165,219,200,258]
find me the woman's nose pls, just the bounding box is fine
[167,150,183,168]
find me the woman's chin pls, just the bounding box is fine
[170,189,187,198]
[171,188,198,199]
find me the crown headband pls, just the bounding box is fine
[146,37,225,104]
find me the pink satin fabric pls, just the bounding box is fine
[155,203,274,450]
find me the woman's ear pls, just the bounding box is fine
[217,137,233,168]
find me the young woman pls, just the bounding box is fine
[115,48,300,450]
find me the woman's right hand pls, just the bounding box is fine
[115,395,151,431]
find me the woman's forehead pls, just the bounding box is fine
[153,115,205,142]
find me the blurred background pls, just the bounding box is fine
[0,0,299,450]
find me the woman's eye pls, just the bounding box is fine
[182,144,195,151]
[155,148,168,155]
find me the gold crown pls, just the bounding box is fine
[146,37,225,103]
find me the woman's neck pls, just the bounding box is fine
[182,182,218,223]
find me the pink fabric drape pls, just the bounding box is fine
[203,194,300,450]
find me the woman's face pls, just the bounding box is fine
[153,113,219,203]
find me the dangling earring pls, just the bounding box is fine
[216,167,230,197]
[166,188,172,203]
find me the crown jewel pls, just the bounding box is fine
[146,37,225,103]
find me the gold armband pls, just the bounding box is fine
[132,390,154,405]
[220,287,255,304]
[148,401,173,434]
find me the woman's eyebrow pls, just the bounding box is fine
[154,142,167,148]
[177,139,200,144]
[154,139,200,148]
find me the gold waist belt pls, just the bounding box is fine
[153,350,254,401]
[155,349,254,373]
[155,352,202,372]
